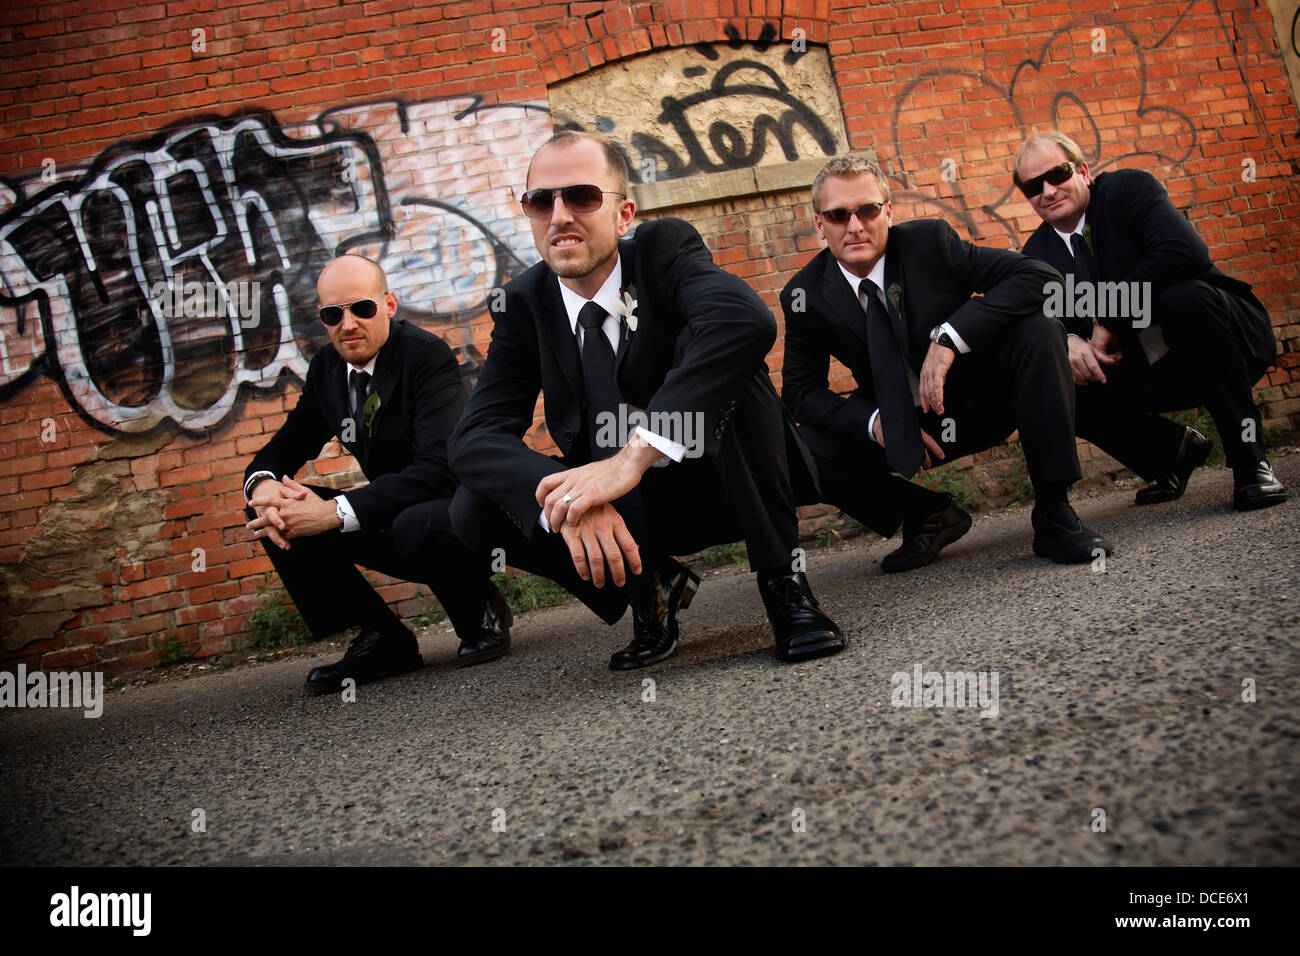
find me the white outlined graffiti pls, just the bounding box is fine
[0,96,550,435]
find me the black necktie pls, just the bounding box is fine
[861,279,922,477]
[349,369,371,420]
[577,301,621,461]
[1070,231,1098,284]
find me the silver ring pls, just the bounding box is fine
[562,493,573,504]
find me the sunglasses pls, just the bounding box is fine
[318,298,379,326]
[1018,161,1077,198]
[520,184,626,219]
[817,202,886,226]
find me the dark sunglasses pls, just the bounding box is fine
[520,184,625,219]
[1018,161,1077,198]
[318,298,379,326]
[817,202,886,226]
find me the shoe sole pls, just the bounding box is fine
[457,644,509,668]
[608,636,678,671]
[776,635,847,663]
[1234,490,1287,511]
[1032,538,1113,563]
[881,513,972,573]
[304,656,422,694]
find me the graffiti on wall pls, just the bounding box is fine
[887,5,1292,245]
[549,34,848,183]
[0,96,551,435]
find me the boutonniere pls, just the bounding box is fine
[362,392,381,434]
[1081,224,1094,255]
[887,282,903,317]
[617,285,638,340]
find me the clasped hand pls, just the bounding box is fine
[245,476,337,549]
[1068,325,1123,384]
[535,449,655,588]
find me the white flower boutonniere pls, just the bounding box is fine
[617,285,638,339]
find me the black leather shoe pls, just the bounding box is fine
[882,501,972,573]
[759,571,846,663]
[609,559,700,671]
[305,625,421,694]
[1233,461,1287,511]
[1135,427,1210,505]
[1031,506,1113,564]
[458,589,513,667]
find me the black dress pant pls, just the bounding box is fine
[1075,279,1273,474]
[249,486,494,640]
[450,378,801,626]
[798,310,1081,535]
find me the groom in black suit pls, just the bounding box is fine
[781,154,1111,568]
[449,131,844,668]
[243,254,510,693]
[1015,131,1285,510]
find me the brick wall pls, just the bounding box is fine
[2,0,1298,674]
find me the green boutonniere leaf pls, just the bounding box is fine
[362,392,381,433]
[887,282,904,316]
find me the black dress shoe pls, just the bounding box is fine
[882,501,972,573]
[609,559,700,671]
[305,625,421,694]
[759,571,846,663]
[458,589,513,667]
[1135,427,1210,505]
[1031,506,1113,564]
[1233,461,1287,511]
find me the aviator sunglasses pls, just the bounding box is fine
[318,298,379,326]
[520,184,626,219]
[817,202,886,226]
[1018,161,1078,199]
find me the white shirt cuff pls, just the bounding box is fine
[868,408,881,443]
[634,425,684,463]
[537,510,552,534]
[940,322,971,354]
[243,470,276,505]
[335,494,360,533]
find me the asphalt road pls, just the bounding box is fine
[2,453,1297,866]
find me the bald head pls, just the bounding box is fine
[316,254,396,366]
[317,254,388,298]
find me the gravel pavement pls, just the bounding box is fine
[2,453,1297,867]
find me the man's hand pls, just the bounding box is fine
[559,502,643,588]
[246,476,338,546]
[1068,331,1121,385]
[920,342,955,414]
[537,437,663,530]
[871,414,946,469]
[245,477,308,550]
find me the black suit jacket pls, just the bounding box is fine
[245,317,466,530]
[1021,168,1275,364]
[450,216,813,535]
[780,218,1061,442]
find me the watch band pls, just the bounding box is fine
[244,472,274,502]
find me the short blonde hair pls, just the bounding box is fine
[811,154,891,211]
[1013,132,1087,187]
